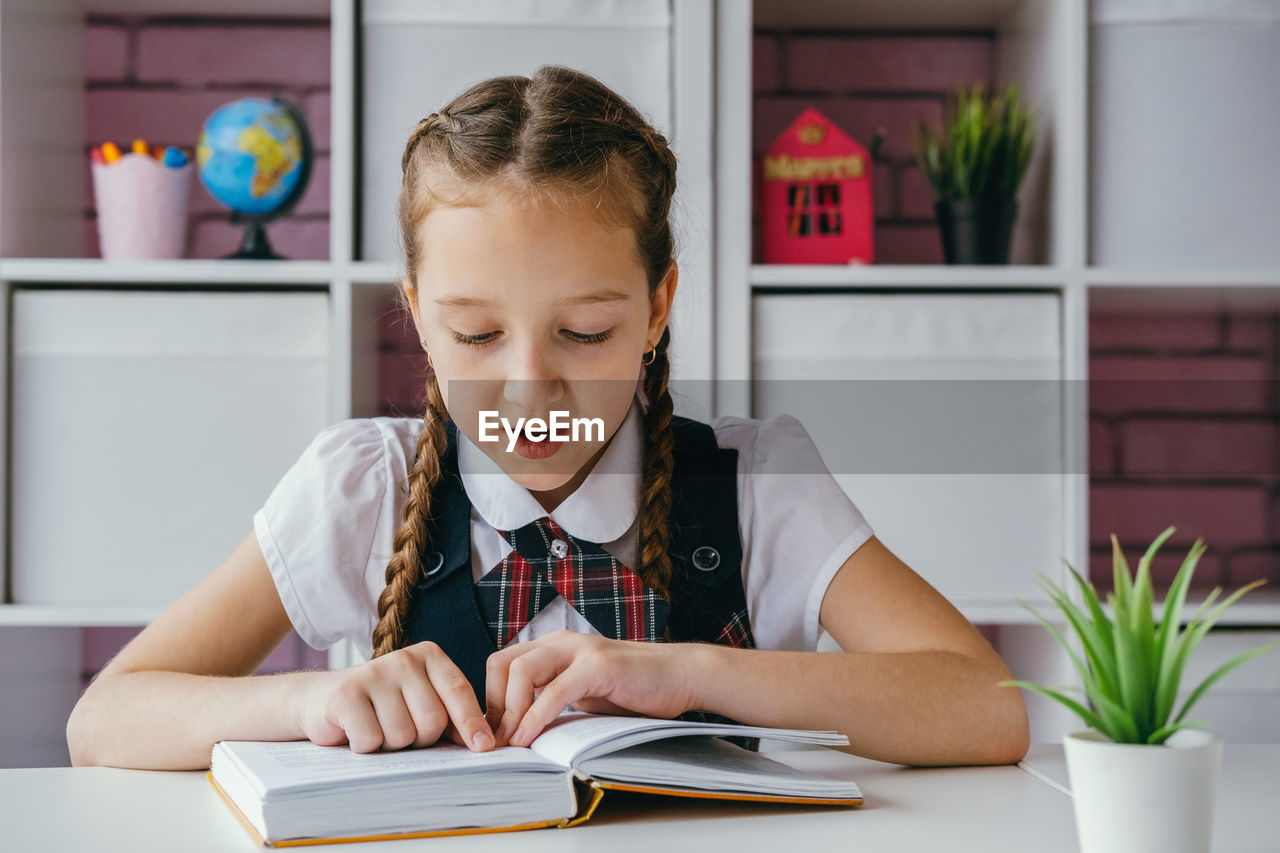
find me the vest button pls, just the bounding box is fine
[424,550,445,576]
[550,538,570,559]
[692,546,720,571]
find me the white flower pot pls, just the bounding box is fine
[1063,728,1223,853]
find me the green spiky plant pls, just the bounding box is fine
[912,82,1037,201]
[1000,526,1280,745]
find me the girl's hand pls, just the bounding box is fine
[293,641,495,754]
[484,630,696,748]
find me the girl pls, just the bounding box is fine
[67,66,1029,771]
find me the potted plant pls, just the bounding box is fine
[1000,526,1279,853]
[911,82,1036,264]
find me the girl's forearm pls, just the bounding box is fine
[66,669,327,771]
[680,643,1029,767]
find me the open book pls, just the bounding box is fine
[207,711,863,847]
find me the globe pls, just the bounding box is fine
[196,94,313,259]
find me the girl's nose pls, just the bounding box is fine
[502,346,564,410]
[502,377,564,410]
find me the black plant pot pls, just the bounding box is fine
[934,198,1017,265]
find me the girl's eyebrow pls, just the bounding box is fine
[558,290,630,306]
[434,290,630,308]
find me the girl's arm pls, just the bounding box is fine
[68,529,496,770]
[486,536,1029,767]
[68,669,327,770]
[66,530,321,770]
[684,535,1030,766]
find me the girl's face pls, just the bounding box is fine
[402,185,676,501]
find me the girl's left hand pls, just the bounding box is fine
[484,629,697,747]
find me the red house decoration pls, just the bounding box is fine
[761,107,873,264]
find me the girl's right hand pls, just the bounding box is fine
[294,641,495,754]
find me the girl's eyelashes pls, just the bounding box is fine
[450,329,499,347]
[447,328,614,347]
[563,328,613,345]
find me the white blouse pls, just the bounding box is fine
[253,398,875,663]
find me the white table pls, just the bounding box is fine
[3,745,1275,852]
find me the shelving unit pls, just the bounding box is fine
[715,0,1090,740]
[726,0,1280,743]
[0,0,1276,767]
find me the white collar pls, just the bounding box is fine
[457,398,643,544]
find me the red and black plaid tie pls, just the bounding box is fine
[474,516,669,649]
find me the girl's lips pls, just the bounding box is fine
[513,432,561,460]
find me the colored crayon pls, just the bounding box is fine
[161,147,189,168]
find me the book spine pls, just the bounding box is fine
[556,778,607,828]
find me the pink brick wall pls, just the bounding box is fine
[1089,310,1280,591]
[752,30,995,264]
[83,14,330,261]
[80,14,331,692]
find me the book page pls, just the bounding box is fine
[527,711,849,768]
[213,739,563,795]
[577,736,862,800]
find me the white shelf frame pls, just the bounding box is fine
[0,258,335,284]
[750,264,1066,289]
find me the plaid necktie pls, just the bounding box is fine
[474,516,669,649]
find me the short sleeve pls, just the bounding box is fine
[252,419,388,651]
[714,414,874,653]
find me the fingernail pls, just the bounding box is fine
[472,730,494,750]
[511,726,527,746]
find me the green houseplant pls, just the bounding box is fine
[911,82,1036,264]
[1001,526,1279,853]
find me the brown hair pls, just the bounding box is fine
[372,65,679,658]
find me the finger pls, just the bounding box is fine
[511,667,591,747]
[303,700,350,748]
[485,640,547,737]
[399,672,451,749]
[567,695,630,716]
[423,647,494,751]
[333,692,383,754]
[442,717,469,749]
[498,646,573,746]
[367,686,417,752]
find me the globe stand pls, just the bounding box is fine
[224,212,283,260]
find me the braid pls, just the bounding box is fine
[371,378,448,658]
[400,111,462,175]
[635,125,677,213]
[638,326,676,641]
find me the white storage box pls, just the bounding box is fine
[753,293,1064,609]
[1090,0,1280,267]
[360,0,672,263]
[10,289,330,607]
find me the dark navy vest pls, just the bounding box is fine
[401,414,757,741]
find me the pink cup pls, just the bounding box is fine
[91,152,192,260]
